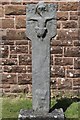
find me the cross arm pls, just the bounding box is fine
[46,16,56,22]
[27,17,38,21]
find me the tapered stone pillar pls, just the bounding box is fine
[26,1,57,113]
[18,2,64,120]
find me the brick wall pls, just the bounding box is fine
[0,0,80,97]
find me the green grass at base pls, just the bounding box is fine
[1,97,80,119]
[2,97,32,118]
[65,102,79,119]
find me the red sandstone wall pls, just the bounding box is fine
[0,0,80,97]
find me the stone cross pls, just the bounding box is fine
[26,1,57,113]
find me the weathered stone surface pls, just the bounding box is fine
[19,55,32,65]
[26,65,32,73]
[1,46,9,58]
[57,22,60,29]
[57,12,68,21]
[0,6,4,17]
[4,66,26,73]
[74,40,80,46]
[58,2,78,11]
[7,30,26,40]
[16,40,28,45]
[51,46,62,54]
[74,58,80,69]
[26,2,57,112]
[5,5,26,15]
[10,45,28,54]
[18,108,64,120]
[1,58,17,65]
[62,21,78,28]
[57,30,78,40]
[26,2,57,41]
[1,40,14,45]
[70,12,78,20]
[51,66,65,78]
[11,0,22,4]
[55,58,73,66]
[57,78,72,90]
[64,47,80,57]
[10,85,29,93]
[67,69,80,78]
[0,30,7,40]
[1,18,14,29]
[2,73,17,84]
[15,16,26,29]
[18,73,32,85]
[73,78,80,87]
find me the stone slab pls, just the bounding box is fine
[18,108,64,120]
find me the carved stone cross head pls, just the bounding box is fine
[26,1,57,41]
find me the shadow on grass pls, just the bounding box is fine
[50,97,80,112]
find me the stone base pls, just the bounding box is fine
[18,108,64,120]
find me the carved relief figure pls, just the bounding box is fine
[27,2,54,41]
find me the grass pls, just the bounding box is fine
[51,99,56,107]
[65,102,79,118]
[1,97,80,119]
[2,97,32,118]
